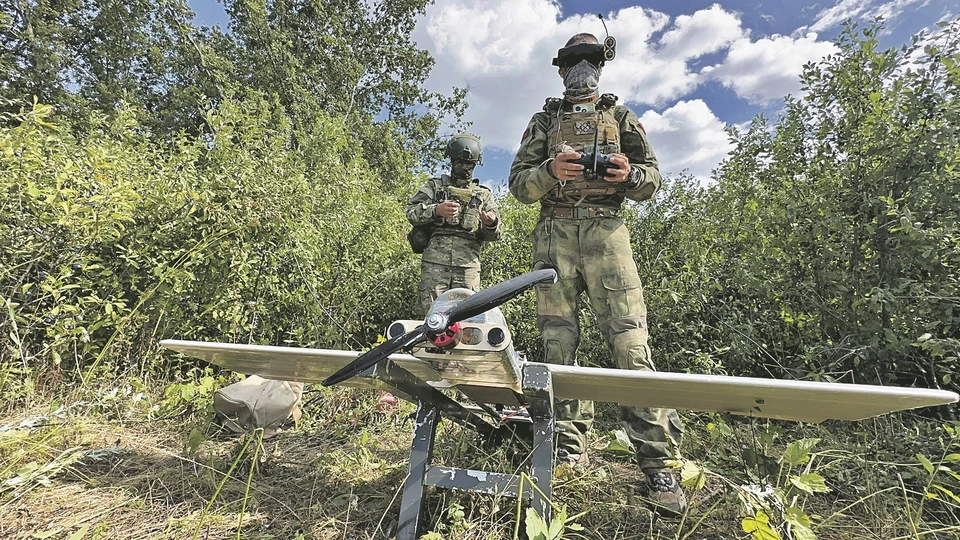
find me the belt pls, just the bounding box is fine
[540,205,620,219]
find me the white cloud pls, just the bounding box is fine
[422,0,562,73]
[600,5,741,107]
[416,1,668,157]
[658,4,745,60]
[870,0,930,22]
[638,100,733,181]
[806,0,873,32]
[801,0,929,34]
[701,33,838,104]
[414,1,835,184]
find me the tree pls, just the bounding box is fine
[628,20,960,392]
[220,0,467,175]
[0,0,203,127]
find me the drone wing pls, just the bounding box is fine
[160,341,958,423]
[544,364,958,423]
[160,339,418,387]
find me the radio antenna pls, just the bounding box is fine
[591,127,600,172]
[597,13,616,62]
[597,13,609,38]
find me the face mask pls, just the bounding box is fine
[451,160,476,181]
[562,60,601,101]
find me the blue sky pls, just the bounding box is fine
[189,0,956,186]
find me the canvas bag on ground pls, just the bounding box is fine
[214,375,303,437]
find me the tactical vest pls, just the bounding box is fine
[546,95,622,198]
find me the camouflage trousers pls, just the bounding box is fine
[532,216,683,469]
[419,261,480,315]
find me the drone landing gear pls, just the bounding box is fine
[395,364,556,540]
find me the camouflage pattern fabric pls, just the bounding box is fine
[418,263,480,313]
[509,97,682,469]
[407,174,503,313]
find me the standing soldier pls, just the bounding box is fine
[407,133,503,314]
[508,32,686,515]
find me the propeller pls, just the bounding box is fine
[321,268,558,386]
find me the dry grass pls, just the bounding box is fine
[0,388,416,539]
[1,383,958,540]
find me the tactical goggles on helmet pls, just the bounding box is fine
[552,37,616,68]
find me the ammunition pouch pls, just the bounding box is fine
[461,201,481,232]
[446,186,474,204]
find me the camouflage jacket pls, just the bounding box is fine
[406,174,503,268]
[509,97,662,209]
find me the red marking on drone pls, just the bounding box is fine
[429,322,462,349]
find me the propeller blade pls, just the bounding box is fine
[445,268,557,324]
[321,325,426,386]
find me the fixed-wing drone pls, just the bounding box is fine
[161,269,958,540]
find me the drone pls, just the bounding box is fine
[161,269,958,540]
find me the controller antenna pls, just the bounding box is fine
[597,13,616,61]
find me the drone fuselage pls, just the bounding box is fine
[387,304,524,405]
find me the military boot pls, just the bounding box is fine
[642,468,687,516]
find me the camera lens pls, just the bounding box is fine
[388,322,406,338]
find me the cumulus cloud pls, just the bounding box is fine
[414,0,575,152]
[603,5,739,106]
[422,0,562,73]
[413,1,836,183]
[658,5,745,59]
[638,100,733,180]
[700,33,838,104]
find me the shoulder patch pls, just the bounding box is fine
[520,115,539,144]
[637,122,646,134]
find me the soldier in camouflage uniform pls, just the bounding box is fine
[508,33,686,514]
[407,133,503,314]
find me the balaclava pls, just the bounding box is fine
[451,160,476,183]
[562,60,602,101]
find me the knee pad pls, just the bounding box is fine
[611,331,654,371]
[544,339,576,365]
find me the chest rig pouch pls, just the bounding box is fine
[439,183,484,233]
[547,102,622,197]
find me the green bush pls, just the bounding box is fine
[0,95,421,399]
[629,22,960,393]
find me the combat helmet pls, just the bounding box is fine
[445,133,483,165]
